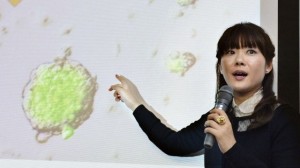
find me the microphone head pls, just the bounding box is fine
[219,85,233,98]
[215,85,233,111]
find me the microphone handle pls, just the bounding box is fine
[203,104,227,149]
[204,132,215,149]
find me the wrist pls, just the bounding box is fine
[221,140,236,153]
[131,103,142,111]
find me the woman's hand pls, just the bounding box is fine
[204,109,236,153]
[108,74,146,111]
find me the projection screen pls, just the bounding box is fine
[0,0,277,167]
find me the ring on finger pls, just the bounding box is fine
[216,115,226,125]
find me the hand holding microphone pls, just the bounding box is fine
[204,85,234,151]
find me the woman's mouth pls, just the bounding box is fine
[233,70,248,80]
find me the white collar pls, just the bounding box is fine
[232,88,263,117]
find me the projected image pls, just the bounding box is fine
[8,0,22,7]
[176,0,197,6]
[22,48,98,143]
[166,51,196,76]
[0,0,260,167]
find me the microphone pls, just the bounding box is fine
[204,85,233,149]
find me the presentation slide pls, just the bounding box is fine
[0,0,260,167]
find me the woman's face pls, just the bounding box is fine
[220,47,272,98]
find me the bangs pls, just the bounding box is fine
[226,31,258,50]
[217,24,265,55]
[221,29,259,52]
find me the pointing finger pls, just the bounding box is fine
[115,74,127,84]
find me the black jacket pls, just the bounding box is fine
[133,104,300,168]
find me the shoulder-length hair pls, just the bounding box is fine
[215,22,277,129]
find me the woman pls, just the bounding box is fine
[109,22,300,167]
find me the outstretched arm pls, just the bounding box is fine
[133,104,207,156]
[109,75,206,156]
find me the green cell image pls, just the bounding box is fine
[176,0,196,6]
[166,51,196,76]
[22,52,97,143]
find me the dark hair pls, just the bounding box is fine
[216,22,277,129]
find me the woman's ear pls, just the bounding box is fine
[265,62,273,74]
[219,64,223,74]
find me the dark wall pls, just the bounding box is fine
[278,0,299,112]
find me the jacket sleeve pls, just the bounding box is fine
[133,104,207,156]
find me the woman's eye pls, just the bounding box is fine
[247,49,257,55]
[226,50,235,55]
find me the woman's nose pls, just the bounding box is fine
[235,53,245,65]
